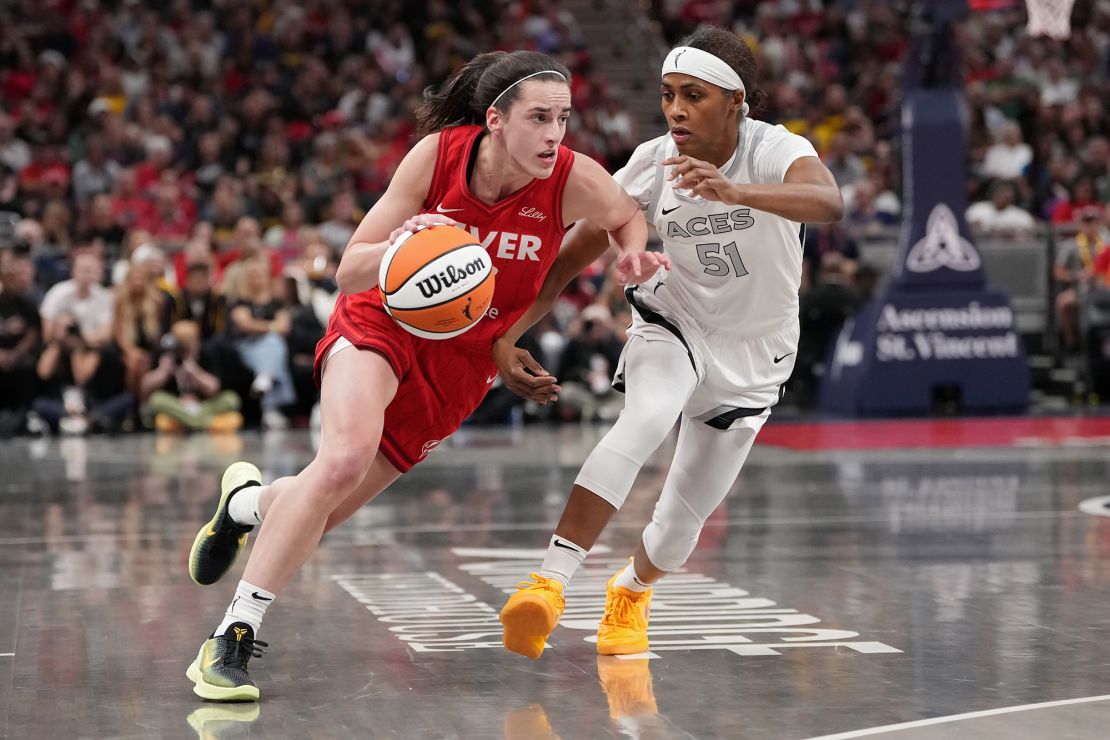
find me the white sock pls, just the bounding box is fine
[215,580,275,635]
[227,484,265,526]
[613,563,652,593]
[537,534,589,588]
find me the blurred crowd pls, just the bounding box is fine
[0,0,640,436]
[1,0,1108,437]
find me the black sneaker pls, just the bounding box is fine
[186,622,268,702]
[188,462,261,585]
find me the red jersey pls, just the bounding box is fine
[315,125,575,472]
[331,124,574,352]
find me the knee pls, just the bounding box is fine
[308,447,375,504]
[642,494,704,572]
[613,404,679,449]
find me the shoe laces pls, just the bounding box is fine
[516,572,557,592]
[603,590,647,630]
[222,634,268,668]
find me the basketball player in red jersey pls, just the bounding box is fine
[183,50,667,702]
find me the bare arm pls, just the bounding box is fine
[663,155,844,223]
[335,134,443,295]
[561,155,648,260]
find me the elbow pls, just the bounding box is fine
[823,188,845,223]
[335,266,365,296]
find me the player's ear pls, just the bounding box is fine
[486,105,504,135]
[730,90,745,117]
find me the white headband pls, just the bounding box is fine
[490,70,569,109]
[662,46,749,117]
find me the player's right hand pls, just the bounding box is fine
[493,339,560,404]
[389,213,458,243]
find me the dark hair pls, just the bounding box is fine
[415,51,572,136]
[678,26,767,116]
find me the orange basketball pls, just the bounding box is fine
[378,224,495,340]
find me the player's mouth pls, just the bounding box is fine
[670,126,692,145]
[537,149,557,167]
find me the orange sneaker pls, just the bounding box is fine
[500,573,565,659]
[597,656,658,720]
[503,703,556,740]
[596,573,651,655]
[155,413,185,434]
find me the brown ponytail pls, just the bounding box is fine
[415,51,572,135]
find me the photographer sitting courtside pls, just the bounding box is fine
[142,320,242,433]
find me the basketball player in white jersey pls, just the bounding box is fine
[496,26,844,659]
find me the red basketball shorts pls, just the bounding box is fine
[313,298,497,473]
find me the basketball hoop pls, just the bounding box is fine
[1025,0,1074,39]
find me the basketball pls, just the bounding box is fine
[378,224,495,339]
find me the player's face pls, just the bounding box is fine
[498,80,572,179]
[661,73,741,156]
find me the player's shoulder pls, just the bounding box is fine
[748,118,810,151]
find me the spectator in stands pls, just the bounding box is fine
[176,262,227,341]
[0,254,40,435]
[554,305,625,423]
[112,262,168,395]
[39,252,113,352]
[1054,206,1107,351]
[980,121,1033,181]
[804,222,859,285]
[142,319,242,434]
[229,257,294,430]
[966,180,1036,237]
[71,135,120,206]
[823,131,867,187]
[1050,176,1099,225]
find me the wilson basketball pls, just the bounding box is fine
[378,225,495,339]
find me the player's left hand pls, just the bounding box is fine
[614,250,670,284]
[661,155,737,203]
[389,213,457,243]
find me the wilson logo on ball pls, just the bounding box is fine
[415,255,489,299]
[379,225,495,340]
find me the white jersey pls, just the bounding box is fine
[614,118,818,337]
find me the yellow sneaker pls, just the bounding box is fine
[596,573,651,655]
[499,573,565,659]
[503,703,557,740]
[155,413,185,434]
[597,656,658,720]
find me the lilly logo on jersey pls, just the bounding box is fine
[454,223,543,262]
[415,255,489,299]
[666,208,755,239]
[518,207,546,221]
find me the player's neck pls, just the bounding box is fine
[470,135,532,204]
[695,123,741,169]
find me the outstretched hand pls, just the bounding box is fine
[661,155,737,203]
[615,250,670,285]
[493,339,560,404]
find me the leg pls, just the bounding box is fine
[597,410,769,656]
[241,347,397,593]
[186,348,398,701]
[500,336,696,659]
[555,336,698,549]
[253,450,401,534]
[637,409,769,577]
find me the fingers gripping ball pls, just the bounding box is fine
[378,225,495,339]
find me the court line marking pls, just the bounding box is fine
[802,694,1110,739]
[0,510,1083,547]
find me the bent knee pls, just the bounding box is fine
[309,448,376,502]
